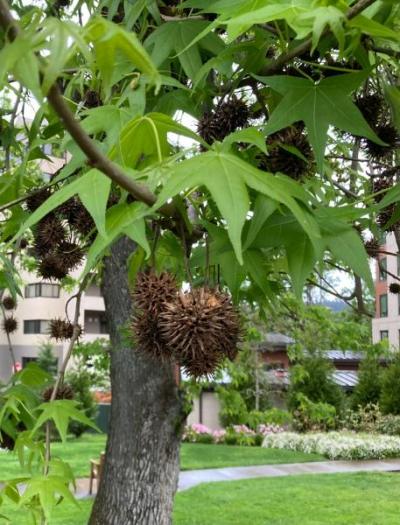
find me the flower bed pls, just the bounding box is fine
[183,423,284,446]
[263,431,400,460]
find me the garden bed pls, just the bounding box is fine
[263,431,400,460]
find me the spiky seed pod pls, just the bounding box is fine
[37,254,69,280]
[2,316,18,334]
[364,239,380,258]
[19,238,28,249]
[355,94,384,127]
[133,272,178,314]
[2,296,16,310]
[42,383,74,402]
[158,288,241,378]
[0,430,15,451]
[131,272,178,359]
[68,200,95,236]
[389,282,400,295]
[217,98,250,132]
[48,318,77,341]
[258,125,312,180]
[197,112,224,145]
[57,241,85,271]
[84,90,102,109]
[26,188,51,212]
[34,217,67,255]
[365,124,398,160]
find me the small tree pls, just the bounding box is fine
[352,357,382,408]
[288,354,344,414]
[380,357,400,415]
[65,367,98,438]
[36,342,58,377]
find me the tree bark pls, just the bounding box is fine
[89,237,185,525]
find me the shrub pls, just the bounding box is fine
[340,403,382,433]
[380,357,400,415]
[65,368,97,438]
[352,357,382,408]
[288,354,344,416]
[263,431,400,460]
[293,394,336,432]
[377,415,400,436]
[245,408,292,430]
[37,343,58,377]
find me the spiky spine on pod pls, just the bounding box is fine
[258,124,312,180]
[158,288,241,378]
[364,239,380,258]
[2,296,16,310]
[33,216,67,255]
[131,272,178,359]
[365,124,398,161]
[389,283,400,294]
[2,316,18,334]
[49,318,78,341]
[26,187,52,212]
[42,383,74,402]
[37,255,69,280]
[57,241,85,271]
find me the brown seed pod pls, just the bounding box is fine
[2,316,18,334]
[131,272,178,359]
[37,254,69,280]
[26,187,52,212]
[57,241,85,271]
[197,112,225,145]
[158,288,241,378]
[364,239,380,258]
[84,90,102,109]
[34,216,67,255]
[197,98,250,145]
[258,124,312,180]
[2,296,16,310]
[42,383,74,402]
[365,124,398,161]
[355,94,384,128]
[389,282,400,294]
[49,318,79,341]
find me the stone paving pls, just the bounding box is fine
[74,458,400,498]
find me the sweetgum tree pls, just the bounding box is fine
[0,0,399,523]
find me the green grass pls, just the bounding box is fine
[0,435,323,481]
[2,473,400,524]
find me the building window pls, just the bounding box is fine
[23,320,50,334]
[25,283,60,298]
[380,294,388,317]
[379,257,387,281]
[22,357,38,368]
[380,330,389,341]
[84,310,108,334]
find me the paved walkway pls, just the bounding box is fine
[75,458,400,497]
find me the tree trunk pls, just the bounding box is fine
[89,237,185,525]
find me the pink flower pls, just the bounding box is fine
[191,423,211,434]
[212,430,226,443]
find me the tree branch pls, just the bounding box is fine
[260,0,377,75]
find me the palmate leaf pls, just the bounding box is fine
[31,400,99,443]
[19,475,78,522]
[153,150,320,264]
[256,72,384,172]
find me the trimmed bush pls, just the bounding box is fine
[352,357,382,408]
[380,357,400,415]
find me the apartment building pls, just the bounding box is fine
[0,266,108,383]
[372,232,400,348]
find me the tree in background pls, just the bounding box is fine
[380,356,400,415]
[0,0,398,523]
[352,356,383,408]
[65,366,98,438]
[36,342,58,377]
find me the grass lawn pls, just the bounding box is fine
[1,473,400,524]
[0,434,323,480]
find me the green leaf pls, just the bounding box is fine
[222,127,267,153]
[244,195,277,250]
[349,15,400,40]
[79,105,132,148]
[243,249,272,298]
[31,400,99,443]
[385,85,400,130]
[78,169,111,237]
[85,17,160,97]
[19,475,78,522]
[256,72,384,172]
[83,202,149,276]
[286,233,317,298]
[153,150,319,264]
